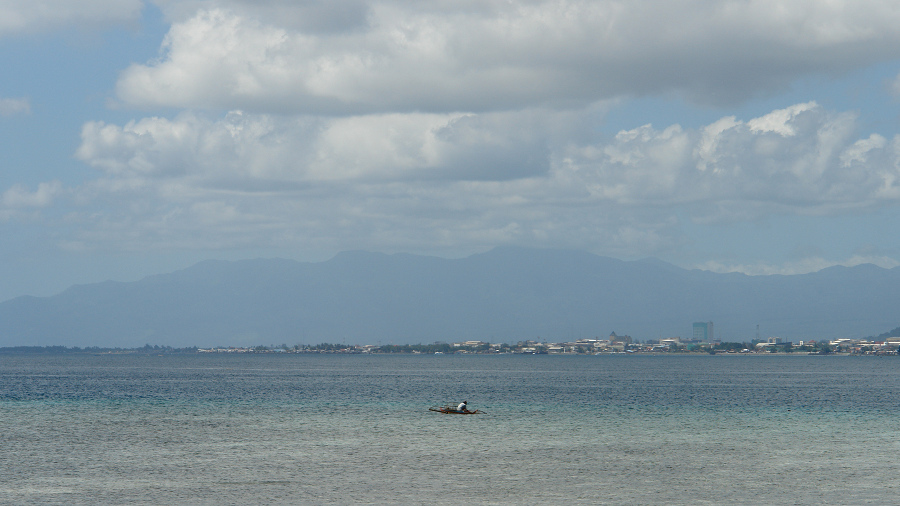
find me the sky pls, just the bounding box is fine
[3,0,900,302]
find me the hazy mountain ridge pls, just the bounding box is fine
[0,247,897,348]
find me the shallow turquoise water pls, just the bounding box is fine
[2,354,899,504]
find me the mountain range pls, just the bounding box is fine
[0,247,897,348]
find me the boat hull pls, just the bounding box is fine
[429,407,482,415]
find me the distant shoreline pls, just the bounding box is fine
[0,346,887,357]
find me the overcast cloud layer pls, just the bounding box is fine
[3,0,900,300]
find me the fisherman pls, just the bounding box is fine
[457,401,468,413]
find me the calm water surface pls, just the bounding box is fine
[2,354,900,504]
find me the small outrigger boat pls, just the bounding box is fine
[429,405,483,415]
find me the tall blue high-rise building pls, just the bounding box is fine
[693,322,713,342]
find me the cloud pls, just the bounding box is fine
[68,101,900,257]
[0,0,143,37]
[152,0,370,34]
[697,254,900,276]
[76,109,555,184]
[2,181,63,209]
[67,104,670,253]
[116,2,900,113]
[578,102,900,220]
[0,97,30,116]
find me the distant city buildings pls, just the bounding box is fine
[187,320,899,355]
[191,332,900,355]
[659,337,680,348]
[755,336,787,350]
[609,331,632,345]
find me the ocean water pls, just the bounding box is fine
[2,353,900,505]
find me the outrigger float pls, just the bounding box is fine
[429,405,483,415]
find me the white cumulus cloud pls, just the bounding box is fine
[69,101,900,255]
[572,102,900,218]
[76,109,556,185]
[116,1,900,113]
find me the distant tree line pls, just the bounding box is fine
[0,345,199,354]
[0,346,87,354]
[376,343,455,353]
[706,341,840,354]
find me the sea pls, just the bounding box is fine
[2,353,899,505]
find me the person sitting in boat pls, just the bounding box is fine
[457,401,468,413]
